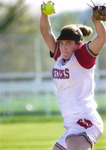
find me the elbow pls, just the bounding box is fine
[100,38,106,45]
[100,31,106,43]
[102,33,106,44]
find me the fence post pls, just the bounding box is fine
[34,35,42,82]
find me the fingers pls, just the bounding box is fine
[43,1,46,5]
[48,1,54,5]
[100,15,106,21]
[41,2,45,12]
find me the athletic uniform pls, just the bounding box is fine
[50,41,103,150]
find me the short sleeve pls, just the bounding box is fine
[75,42,98,69]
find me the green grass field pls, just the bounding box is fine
[0,114,106,150]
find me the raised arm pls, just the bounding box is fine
[40,10,56,53]
[88,16,106,55]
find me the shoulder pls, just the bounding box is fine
[75,42,98,69]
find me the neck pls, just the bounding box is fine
[62,58,70,65]
[63,58,70,62]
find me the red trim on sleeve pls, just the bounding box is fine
[75,43,97,69]
[53,41,61,61]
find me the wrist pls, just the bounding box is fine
[41,11,48,19]
[92,15,97,21]
[92,15,101,24]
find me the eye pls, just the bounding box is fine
[67,41,71,45]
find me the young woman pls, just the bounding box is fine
[40,5,106,150]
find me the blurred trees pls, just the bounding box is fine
[0,0,39,34]
[0,0,26,33]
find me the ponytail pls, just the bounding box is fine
[77,24,93,37]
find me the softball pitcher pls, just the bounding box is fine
[40,2,106,150]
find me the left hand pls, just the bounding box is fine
[93,6,106,21]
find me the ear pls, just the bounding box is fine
[76,42,82,50]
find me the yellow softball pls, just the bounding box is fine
[42,1,55,15]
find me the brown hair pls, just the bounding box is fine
[57,24,93,43]
[77,24,93,37]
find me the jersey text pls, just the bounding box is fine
[52,68,69,79]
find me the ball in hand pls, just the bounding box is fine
[42,1,55,15]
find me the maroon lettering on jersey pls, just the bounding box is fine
[52,68,69,79]
[77,118,93,129]
[65,68,69,79]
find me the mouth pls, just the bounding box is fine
[62,51,69,55]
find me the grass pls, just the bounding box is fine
[1,122,64,150]
[0,94,106,149]
[0,114,106,150]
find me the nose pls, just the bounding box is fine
[62,44,67,50]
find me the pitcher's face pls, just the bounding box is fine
[60,40,77,60]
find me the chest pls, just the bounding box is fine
[52,55,94,88]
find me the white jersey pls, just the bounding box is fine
[52,42,98,117]
[50,42,103,149]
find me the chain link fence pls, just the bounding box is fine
[0,34,106,117]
